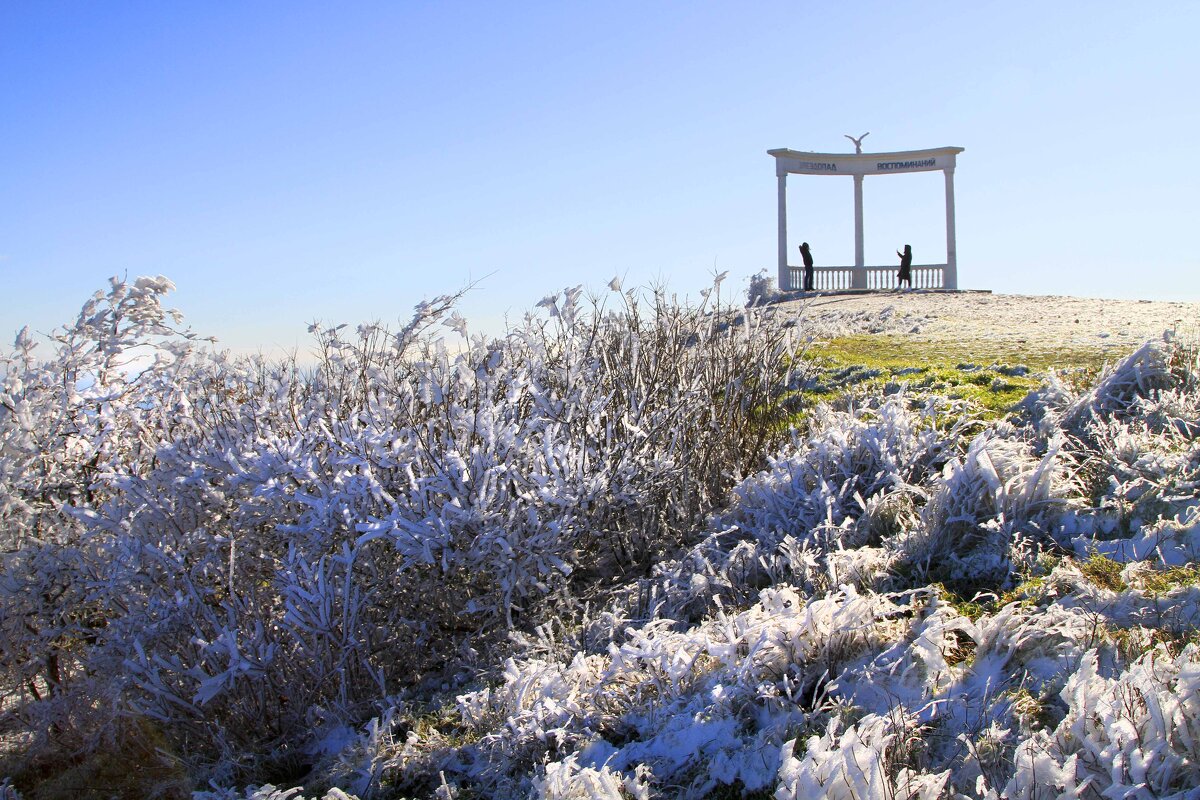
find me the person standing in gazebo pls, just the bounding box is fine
[896,244,912,290]
[799,242,814,292]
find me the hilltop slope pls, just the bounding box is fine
[760,291,1199,350]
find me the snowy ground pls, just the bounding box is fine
[756,291,1200,352]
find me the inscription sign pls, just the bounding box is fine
[876,158,936,171]
[793,160,838,172]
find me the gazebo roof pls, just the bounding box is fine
[768,146,964,176]
[767,146,964,159]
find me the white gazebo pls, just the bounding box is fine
[769,145,964,291]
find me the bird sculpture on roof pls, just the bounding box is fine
[844,132,870,154]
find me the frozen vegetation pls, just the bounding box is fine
[2,276,1199,799]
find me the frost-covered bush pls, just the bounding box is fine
[726,398,954,550]
[532,756,652,800]
[1060,339,1183,435]
[1005,645,1200,799]
[194,787,360,800]
[745,269,778,308]
[776,712,950,800]
[644,396,962,615]
[435,585,917,798]
[1048,337,1200,568]
[0,277,211,769]
[0,275,799,791]
[902,429,1071,593]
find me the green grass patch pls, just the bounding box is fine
[994,575,1050,609]
[792,334,1126,421]
[1079,553,1127,591]
[1139,564,1200,595]
[811,334,1126,375]
[1006,686,1059,731]
[932,582,988,621]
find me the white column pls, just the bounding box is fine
[944,167,958,290]
[852,174,865,288]
[777,171,789,290]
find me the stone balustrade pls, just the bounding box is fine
[785,264,946,292]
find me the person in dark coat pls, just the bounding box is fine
[896,244,913,289]
[799,242,814,292]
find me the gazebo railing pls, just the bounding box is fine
[785,264,946,292]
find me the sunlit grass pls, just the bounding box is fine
[791,334,1134,420]
[813,333,1132,374]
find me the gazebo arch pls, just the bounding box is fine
[769,145,964,291]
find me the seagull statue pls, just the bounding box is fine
[844,132,870,154]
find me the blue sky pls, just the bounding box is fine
[3,1,1198,356]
